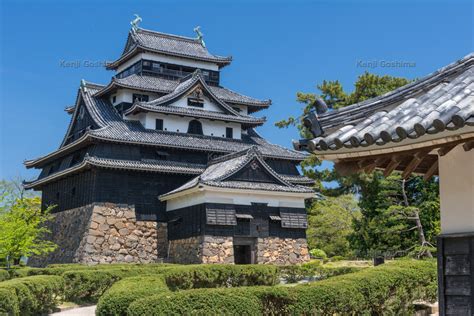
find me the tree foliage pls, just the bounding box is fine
[307,195,360,257]
[0,181,56,268]
[276,72,440,259]
[349,173,439,258]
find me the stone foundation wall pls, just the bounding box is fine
[257,237,309,265]
[201,236,234,264]
[168,236,234,264]
[168,237,202,264]
[31,203,167,266]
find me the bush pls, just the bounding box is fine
[279,262,363,283]
[330,255,345,261]
[128,288,262,316]
[164,264,279,290]
[128,260,436,315]
[0,287,20,315]
[288,259,437,315]
[309,248,327,259]
[0,275,64,315]
[59,265,176,303]
[0,269,10,281]
[97,276,169,316]
[97,264,279,315]
[63,270,122,303]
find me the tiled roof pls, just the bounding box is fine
[160,146,314,198]
[108,28,232,69]
[24,156,204,189]
[128,104,266,126]
[296,53,474,152]
[25,82,306,168]
[124,71,266,126]
[95,74,270,110]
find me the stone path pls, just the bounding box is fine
[50,305,96,316]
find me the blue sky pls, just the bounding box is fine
[0,0,472,181]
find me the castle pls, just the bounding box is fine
[25,18,313,265]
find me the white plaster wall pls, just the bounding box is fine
[231,104,248,115]
[126,112,242,139]
[439,145,474,234]
[112,89,160,105]
[172,95,223,113]
[166,189,307,211]
[116,52,219,73]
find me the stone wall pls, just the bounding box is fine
[168,237,202,264]
[168,235,234,264]
[31,203,167,266]
[201,236,234,264]
[257,237,309,265]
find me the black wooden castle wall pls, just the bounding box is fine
[438,233,474,316]
[41,169,193,221]
[38,139,302,223]
[167,203,306,241]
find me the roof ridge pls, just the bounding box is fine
[136,27,200,43]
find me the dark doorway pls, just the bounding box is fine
[234,245,252,264]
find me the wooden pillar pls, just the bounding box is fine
[438,145,474,315]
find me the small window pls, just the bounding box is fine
[152,62,161,69]
[187,98,204,107]
[70,153,81,167]
[187,120,203,135]
[226,127,233,139]
[155,119,164,131]
[133,94,149,102]
[112,95,116,103]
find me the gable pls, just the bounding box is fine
[63,101,97,146]
[170,86,224,113]
[228,158,281,184]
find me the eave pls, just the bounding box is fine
[24,156,206,190]
[106,45,232,71]
[159,183,315,202]
[24,133,94,169]
[123,103,266,127]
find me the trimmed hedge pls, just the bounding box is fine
[164,264,279,290]
[0,269,10,281]
[128,289,262,316]
[96,276,169,316]
[96,265,280,315]
[62,265,177,303]
[0,275,64,315]
[279,262,364,283]
[128,260,437,315]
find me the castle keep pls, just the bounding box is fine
[25,19,313,265]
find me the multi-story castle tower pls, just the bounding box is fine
[25,18,313,265]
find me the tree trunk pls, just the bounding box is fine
[401,179,433,258]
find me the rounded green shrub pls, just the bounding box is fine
[0,269,10,281]
[164,264,279,290]
[128,289,262,316]
[0,275,64,315]
[0,287,20,315]
[96,276,169,316]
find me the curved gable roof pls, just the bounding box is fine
[107,28,232,70]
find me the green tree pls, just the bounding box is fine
[0,181,56,268]
[276,72,440,259]
[307,194,361,257]
[349,173,439,258]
